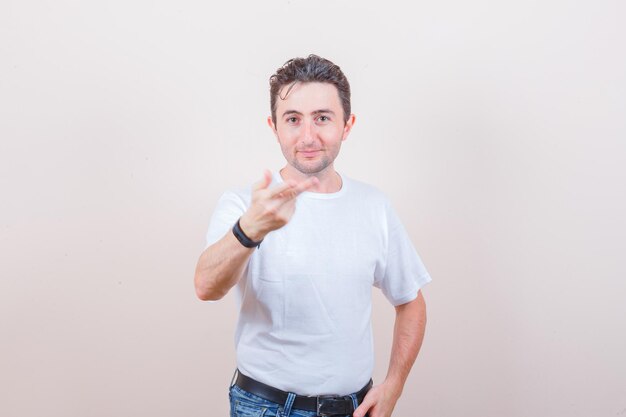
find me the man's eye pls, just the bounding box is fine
[287,117,298,123]
[318,115,329,122]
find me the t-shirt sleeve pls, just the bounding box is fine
[374,199,432,306]
[205,190,248,249]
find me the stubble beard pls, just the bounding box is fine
[290,154,332,175]
[277,134,342,176]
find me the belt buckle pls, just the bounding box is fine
[316,394,349,416]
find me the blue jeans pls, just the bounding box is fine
[229,384,363,417]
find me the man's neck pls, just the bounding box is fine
[280,166,343,194]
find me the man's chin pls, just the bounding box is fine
[292,162,330,175]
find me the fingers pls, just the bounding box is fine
[270,176,319,200]
[294,176,319,194]
[246,175,320,238]
[278,177,319,201]
[269,180,299,198]
[353,388,379,417]
[353,399,374,417]
[253,170,273,191]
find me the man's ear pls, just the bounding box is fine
[342,114,357,141]
[267,116,279,140]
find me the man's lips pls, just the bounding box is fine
[298,150,322,158]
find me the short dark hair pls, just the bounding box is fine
[269,54,351,125]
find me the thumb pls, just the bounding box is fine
[253,170,272,191]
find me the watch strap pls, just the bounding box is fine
[232,218,263,249]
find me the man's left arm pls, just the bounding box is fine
[353,290,427,417]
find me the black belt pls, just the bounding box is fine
[234,371,373,416]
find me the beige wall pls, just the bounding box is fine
[2,1,625,416]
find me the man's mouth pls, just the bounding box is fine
[298,150,322,158]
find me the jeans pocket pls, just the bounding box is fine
[234,399,267,417]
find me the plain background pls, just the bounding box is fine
[1,1,625,416]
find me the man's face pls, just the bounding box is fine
[268,82,355,176]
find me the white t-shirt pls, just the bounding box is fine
[205,172,431,396]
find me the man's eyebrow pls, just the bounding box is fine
[312,109,335,115]
[281,109,336,117]
[281,110,303,117]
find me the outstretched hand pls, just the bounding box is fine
[239,170,318,241]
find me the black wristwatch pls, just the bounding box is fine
[232,218,263,249]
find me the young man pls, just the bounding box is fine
[194,55,431,417]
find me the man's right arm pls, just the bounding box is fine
[194,171,318,301]
[194,229,256,301]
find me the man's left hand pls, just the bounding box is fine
[352,381,401,417]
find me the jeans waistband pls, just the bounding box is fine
[233,370,372,415]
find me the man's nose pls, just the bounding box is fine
[301,120,315,143]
